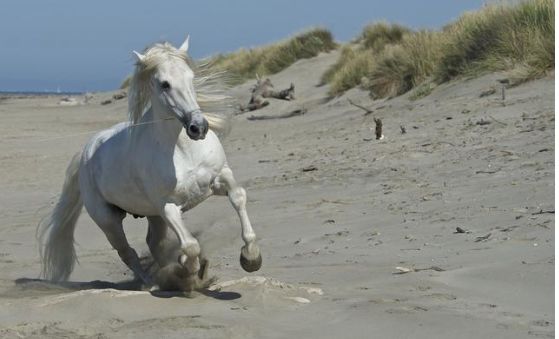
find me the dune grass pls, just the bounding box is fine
[435,0,554,82]
[323,0,554,98]
[212,28,336,84]
[488,0,554,80]
[320,46,375,94]
[324,23,409,96]
[366,30,443,98]
[359,22,411,53]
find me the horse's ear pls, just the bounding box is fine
[179,35,190,53]
[132,50,146,63]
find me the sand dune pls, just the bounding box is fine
[0,50,554,338]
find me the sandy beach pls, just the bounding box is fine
[0,50,554,338]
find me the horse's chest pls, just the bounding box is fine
[131,131,226,210]
[166,151,223,208]
[173,166,214,200]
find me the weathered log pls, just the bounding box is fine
[348,98,373,115]
[247,108,307,121]
[268,83,295,100]
[239,76,296,113]
[374,118,384,140]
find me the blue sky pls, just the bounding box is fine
[0,1,485,92]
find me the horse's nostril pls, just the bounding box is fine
[188,125,200,136]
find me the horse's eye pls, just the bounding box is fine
[161,81,171,90]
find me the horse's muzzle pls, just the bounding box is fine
[185,118,208,140]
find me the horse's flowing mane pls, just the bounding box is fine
[128,42,233,136]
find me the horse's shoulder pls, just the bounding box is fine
[83,122,129,159]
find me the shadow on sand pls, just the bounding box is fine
[13,277,241,301]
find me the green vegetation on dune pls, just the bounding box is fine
[359,22,411,53]
[366,30,443,98]
[435,0,554,82]
[212,28,337,84]
[320,46,374,94]
[323,0,554,98]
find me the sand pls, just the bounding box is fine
[0,50,554,338]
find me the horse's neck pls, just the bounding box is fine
[139,106,190,150]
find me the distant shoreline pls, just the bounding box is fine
[0,91,88,101]
[0,91,85,97]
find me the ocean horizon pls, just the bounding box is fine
[0,90,86,96]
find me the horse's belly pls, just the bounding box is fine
[109,190,159,216]
[98,175,158,216]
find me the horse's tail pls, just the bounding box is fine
[38,152,83,281]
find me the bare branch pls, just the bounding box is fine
[374,118,383,140]
[247,108,307,121]
[348,99,373,115]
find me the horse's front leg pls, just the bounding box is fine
[160,203,201,275]
[213,165,262,272]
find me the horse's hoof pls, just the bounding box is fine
[178,254,200,274]
[147,284,160,292]
[240,251,262,272]
[137,276,157,291]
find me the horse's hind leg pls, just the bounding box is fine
[213,165,262,272]
[85,201,151,285]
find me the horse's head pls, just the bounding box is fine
[131,37,208,140]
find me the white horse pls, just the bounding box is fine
[38,37,262,290]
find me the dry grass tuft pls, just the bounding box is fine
[322,46,375,95]
[359,22,411,52]
[213,28,336,84]
[365,30,443,98]
[436,0,554,81]
[322,0,554,98]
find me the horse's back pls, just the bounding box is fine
[82,122,130,161]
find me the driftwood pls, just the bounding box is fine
[239,75,295,112]
[247,108,307,121]
[374,118,384,140]
[348,99,373,115]
[113,91,127,100]
[347,99,384,139]
[497,79,510,102]
[400,125,406,134]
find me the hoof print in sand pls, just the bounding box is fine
[208,276,323,305]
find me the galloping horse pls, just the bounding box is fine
[38,37,262,290]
